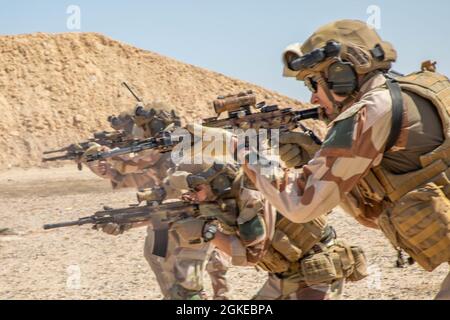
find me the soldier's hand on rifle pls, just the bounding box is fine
[96,160,109,176]
[93,222,132,236]
[82,143,110,163]
[279,131,321,168]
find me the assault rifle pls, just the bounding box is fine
[81,91,323,162]
[203,90,323,145]
[84,130,180,162]
[43,200,225,257]
[42,130,138,170]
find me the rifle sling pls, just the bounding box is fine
[385,79,404,152]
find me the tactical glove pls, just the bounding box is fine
[279,131,321,168]
[82,143,109,162]
[94,223,132,236]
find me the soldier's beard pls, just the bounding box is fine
[320,106,340,124]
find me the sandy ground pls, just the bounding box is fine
[0,165,448,300]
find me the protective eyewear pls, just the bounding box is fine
[304,76,319,93]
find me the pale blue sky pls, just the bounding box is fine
[1,0,448,102]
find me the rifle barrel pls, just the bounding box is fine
[43,220,85,230]
[42,155,75,162]
[293,107,320,121]
[43,148,67,155]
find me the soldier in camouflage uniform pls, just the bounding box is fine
[84,103,231,299]
[205,249,231,299]
[235,20,450,299]
[139,164,232,300]
[167,162,367,300]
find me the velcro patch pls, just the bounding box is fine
[322,115,356,149]
[238,215,265,242]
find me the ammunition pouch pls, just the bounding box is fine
[300,241,368,285]
[378,180,450,271]
[257,216,328,274]
[257,220,368,285]
[346,246,369,282]
[257,246,293,274]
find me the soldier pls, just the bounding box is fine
[205,249,231,300]
[229,20,450,299]
[138,165,232,300]
[167,163,367,300]
[83,102,231,300]
[84,104,178,189]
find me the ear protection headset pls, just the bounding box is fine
[326,60,358,96]
[288,41,358,96]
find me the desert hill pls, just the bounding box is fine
[0,32,323,170]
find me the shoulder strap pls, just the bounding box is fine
[385,79,404,151]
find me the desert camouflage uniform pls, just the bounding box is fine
[87,152,231,299]
[245,72,450,299]
[251,218,361,300]
[254,273,344,300]
[150,163,232,300]
[87,149,171,189]
[205,249,231,300]
[197,170,367,300]
[87,150,175,297]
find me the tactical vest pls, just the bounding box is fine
[353,71,450,271]
[256,214,329,274]
[229,173,367,282]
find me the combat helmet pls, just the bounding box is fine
[186,162,240,199]
[107,112,135,138]
[282,20,397,101]
[133,101,182,138]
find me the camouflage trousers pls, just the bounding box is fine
[143,227,175,298]
[205,249,232,300]
[253,272,344,300]
[144,227,230,300]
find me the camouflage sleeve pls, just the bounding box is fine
[119,149,164,172]
[229,187,269,266]
[85,161,114,179]
[85,161,133,189]
[86,160,161,190]
[245,90,393,224]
